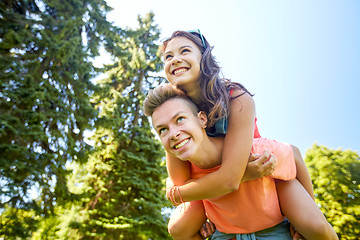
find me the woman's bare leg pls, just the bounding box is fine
[276,179,338,240]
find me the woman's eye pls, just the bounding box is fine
[182,49,190,54]
[176,117,184,123]
[165,54,173,60]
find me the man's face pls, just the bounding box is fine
[152,98,207,160]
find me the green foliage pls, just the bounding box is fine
[1,1,170,238]
[31,202,84,240]
[70,13,171,239]
[305,144,360,239]
[0,204,38,239]
[0,0,116,237]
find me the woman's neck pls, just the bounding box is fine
[181,83,204,106]
[177,80,203,106]
[187,91,203,106]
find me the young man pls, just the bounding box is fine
[143,84,337,240]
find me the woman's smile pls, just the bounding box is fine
[164,37,202,91]
[173,67,189,75]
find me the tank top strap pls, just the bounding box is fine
[229,88,261,138]
[254,117,261,138]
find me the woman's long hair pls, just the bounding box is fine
[162,30,253,128]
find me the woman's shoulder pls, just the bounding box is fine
[228,87,255,123]
[226,81,254,98]
[229,88,247,97]
[229,88,255,106]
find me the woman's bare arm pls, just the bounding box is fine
[171,91,256,202]
[165,152,276,203]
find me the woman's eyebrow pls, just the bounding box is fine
[164,45,193,56]
[180,45,193,50]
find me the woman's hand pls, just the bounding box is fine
[199,219,216,239]
[242,151,277,182]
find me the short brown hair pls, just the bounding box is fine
[143,84,199,117]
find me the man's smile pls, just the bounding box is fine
[173,138,190,149]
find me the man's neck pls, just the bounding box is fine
[190,136,224,169]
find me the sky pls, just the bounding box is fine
[103,0,360,155]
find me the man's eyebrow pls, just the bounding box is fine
[171,111,186,120]
[154,111,186,129]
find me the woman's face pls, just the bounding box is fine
[163,37,202,92]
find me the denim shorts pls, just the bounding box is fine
[209,220,292,240]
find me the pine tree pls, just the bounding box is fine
[0,0,116,237]
[74,13,170,239]
[305,144,360,239]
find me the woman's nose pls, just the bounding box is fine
[171,55,182,65]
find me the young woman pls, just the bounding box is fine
[159,30,338,240]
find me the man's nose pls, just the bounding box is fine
[169,128,181,140]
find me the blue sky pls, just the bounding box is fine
[104,0,360,155]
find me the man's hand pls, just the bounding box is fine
[290,223,307,240]
[199,219,216,239]
[242,151,277,182]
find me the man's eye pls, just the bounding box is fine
[177,117,184,123]
[159,128,167,135]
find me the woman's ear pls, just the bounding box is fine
[197,111,208,128]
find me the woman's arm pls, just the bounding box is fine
[166,152,276,203]
[172,91,256,202]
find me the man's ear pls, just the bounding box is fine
[197,111,208,128]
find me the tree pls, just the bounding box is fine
[305,144,360,239]
[0,204,37,239]
[0,0,116,237]
[73,13,170,239]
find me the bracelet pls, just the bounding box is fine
[169,186,181,205]
[166,185,186,205]
[169,186,176,205]
[176,186,184,204]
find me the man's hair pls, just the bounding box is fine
[143,84,199,117]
